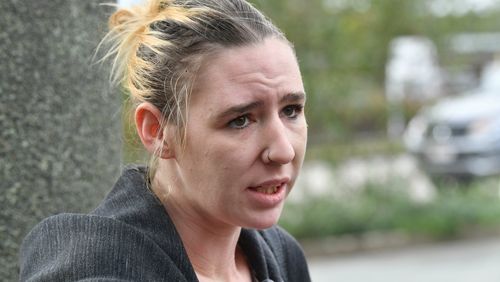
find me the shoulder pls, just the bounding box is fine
[258,225,299,251]
[19,213,186,281]
[258,226,311,282]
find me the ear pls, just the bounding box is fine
[135,102,175,159]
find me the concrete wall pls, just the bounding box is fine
[0,1,121,280]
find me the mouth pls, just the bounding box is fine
[246,181,288,207]
[251,184,282,195]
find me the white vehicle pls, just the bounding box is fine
[404,59,500,177]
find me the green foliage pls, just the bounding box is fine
[280,177,500,240]
[306,137,404,165]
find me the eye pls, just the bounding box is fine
[228,115,250,129]
[282,104,303,119]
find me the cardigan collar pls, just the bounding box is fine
[93,165,282,282]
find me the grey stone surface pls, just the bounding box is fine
[0,1,121,280]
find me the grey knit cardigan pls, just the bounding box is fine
[19,165,311,282]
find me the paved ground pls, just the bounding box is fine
[308,237,500,282]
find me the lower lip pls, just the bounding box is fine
[245,183,287,208]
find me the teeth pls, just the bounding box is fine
[255,185,278,194]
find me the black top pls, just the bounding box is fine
[19,165,311,282]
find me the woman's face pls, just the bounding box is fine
[168,37,307,229]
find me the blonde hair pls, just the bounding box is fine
[101,0,286,179]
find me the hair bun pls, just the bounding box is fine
[108,0,175,29]
[108,9,134,29]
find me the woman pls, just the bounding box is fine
[20,0,310,281]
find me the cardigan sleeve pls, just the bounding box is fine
[19,214,189,282]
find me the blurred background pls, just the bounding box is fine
[249,0,500,236]
[247,0,500,281]
[0,0,500,282]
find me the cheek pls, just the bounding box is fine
[188,136,249,183]
[208,142,251,172]
[292,121,308,156]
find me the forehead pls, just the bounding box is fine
[192,37,304,105]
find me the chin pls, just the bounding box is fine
[240,207,284,230]
[250,221,279,230]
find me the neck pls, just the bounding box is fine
[166,198,251,282]
[152,168,251,281]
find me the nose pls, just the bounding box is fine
[261,117,295,165]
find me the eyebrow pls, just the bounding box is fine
[281,92,306,103]
[216,101,264,121]
[215,92,306,120]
